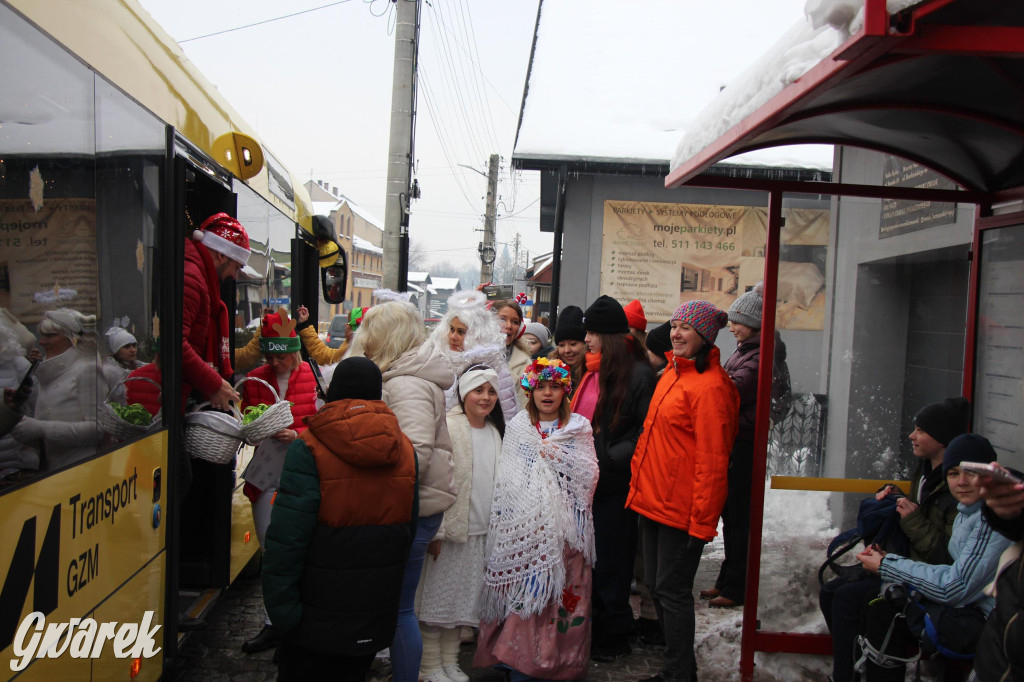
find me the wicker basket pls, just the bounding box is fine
[184,402,243,465]
[98,376,163,441]
[237,376,294,444]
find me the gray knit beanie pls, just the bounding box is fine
[729,282,764,329]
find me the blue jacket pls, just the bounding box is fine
[879,500,1011,614]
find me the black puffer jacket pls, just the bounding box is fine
[593,359,656,497]
[973,508,1024,682]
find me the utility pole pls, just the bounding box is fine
[383,0,421,292]
[512,232,520,285]
[479,153,500,284]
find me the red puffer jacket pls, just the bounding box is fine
[242,362,318,433]
[182,238,226,400]
[626,346,739,541]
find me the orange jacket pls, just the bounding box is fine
[626,346,739,541]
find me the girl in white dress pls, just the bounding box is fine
[417,365,505,682]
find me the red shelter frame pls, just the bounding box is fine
[664,1,1024,678]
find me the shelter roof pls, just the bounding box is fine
[668,0,1024,197]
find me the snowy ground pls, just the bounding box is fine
[695,486,835,681]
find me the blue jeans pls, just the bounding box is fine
[390,512,443,682]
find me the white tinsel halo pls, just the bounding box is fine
[447,289,486,311]
[372,288,413,304]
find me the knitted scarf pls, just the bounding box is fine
[480,411,598,622]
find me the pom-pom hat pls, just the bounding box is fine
[106,326,137,354]
[259,308,301,354]
[671,300,729,344]
[520,357,572,395]
[194,213,251,266]
[729,282,764,329]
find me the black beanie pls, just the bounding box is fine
[584,295,628,334]
[942,433,996,477]
[646,320,672,357]
[327,357,382,402]
[555,305,586,343]
[913,396,970,447]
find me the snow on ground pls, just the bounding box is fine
[695,486,836,681]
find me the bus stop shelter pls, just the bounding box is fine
[665,0,1024,677]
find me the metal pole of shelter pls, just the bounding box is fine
[740,189,782,681]
[548,165,567,333]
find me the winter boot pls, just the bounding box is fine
[439,626,469,682]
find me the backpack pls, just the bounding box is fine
[819,495,912,589]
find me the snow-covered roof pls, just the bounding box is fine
[671,0,920,173]
[312,200,340,217]
[430,277,460,291]
[352,234,383,255]
[515,0,834,171]
[408,271,431,284]
[407,283,424,294]
[340,198,383,229]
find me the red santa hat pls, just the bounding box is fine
[194,213,251,266]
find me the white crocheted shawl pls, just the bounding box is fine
[479,411,598,622]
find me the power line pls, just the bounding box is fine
[179,0,354,43]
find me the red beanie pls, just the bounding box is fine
[624,299,647,330]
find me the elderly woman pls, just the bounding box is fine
[626,301,739,682]
[12,308,119,470]
[360,300,457,682]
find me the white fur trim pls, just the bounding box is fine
[198,229,250,266]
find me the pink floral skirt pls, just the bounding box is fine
[474,548,592,680]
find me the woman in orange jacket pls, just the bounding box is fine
[626,300,739,682]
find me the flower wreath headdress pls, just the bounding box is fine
[519,356,572,394]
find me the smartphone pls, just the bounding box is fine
[959,461,1024,485]
[306,358,328,400]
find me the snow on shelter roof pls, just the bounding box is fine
[668,0,1024,193]
[513,0,833,172]
[670,0,921,176]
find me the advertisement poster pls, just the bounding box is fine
[600,200,829,330]
[0,198,98,325]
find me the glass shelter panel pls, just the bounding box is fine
[974,225,1024,466]
[746,162,975,637]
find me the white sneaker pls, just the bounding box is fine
[420,669,453,682]
[442,664,469,682]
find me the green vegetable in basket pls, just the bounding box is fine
[242,404,271,425]
[110,402,153,426]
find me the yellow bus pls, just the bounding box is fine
[0,1,347,678]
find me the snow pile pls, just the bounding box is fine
[696,486,836,681]
[670,0,928,173]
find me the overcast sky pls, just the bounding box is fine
[137,0,814,276]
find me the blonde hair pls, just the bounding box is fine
[360,301,425,373]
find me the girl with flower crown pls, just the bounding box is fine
[475,357,599,681]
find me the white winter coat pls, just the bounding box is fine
[12,347,118,470]
[381,341,457,517]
